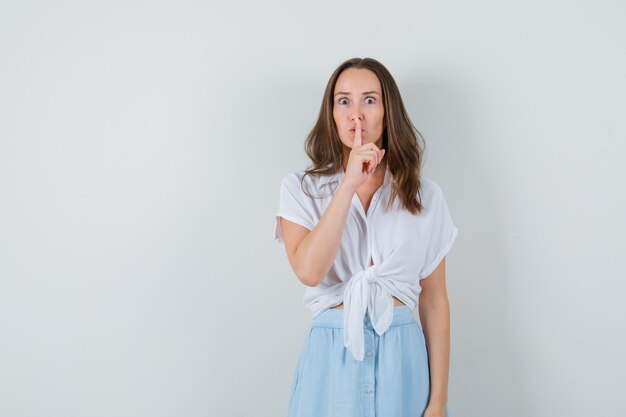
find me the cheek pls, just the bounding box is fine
[371,112,384,128]
[332,109,341,124]
[333,112,347,127]
[333,117,342,131]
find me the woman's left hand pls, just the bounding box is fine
[424,403,447,417]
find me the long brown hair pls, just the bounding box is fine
[302,57,427,214]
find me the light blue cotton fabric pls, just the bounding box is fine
[287,305,451,417]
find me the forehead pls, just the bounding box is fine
[334,68,381,93]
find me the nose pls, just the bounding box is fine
[350,114,363,122]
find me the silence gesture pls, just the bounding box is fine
[343,116,385,189]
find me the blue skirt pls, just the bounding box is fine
[287,305,451,417]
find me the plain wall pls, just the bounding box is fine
[1,1,624,416]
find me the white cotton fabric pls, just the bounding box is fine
[273,165,459,361]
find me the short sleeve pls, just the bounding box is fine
[273,172,316,247]
[419,181,459,279]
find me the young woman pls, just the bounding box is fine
[274,57,459,417]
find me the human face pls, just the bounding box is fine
[333,68,385,150]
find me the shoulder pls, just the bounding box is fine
[279,170,308,190]
[417,175,451,214]
[418,175,444,199]
[279,170,325,194]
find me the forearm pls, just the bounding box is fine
[295,180,356,286]
[418,297,450,407]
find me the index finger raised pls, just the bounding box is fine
[353,117,362,148]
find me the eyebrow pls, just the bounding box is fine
[334,91,381,96]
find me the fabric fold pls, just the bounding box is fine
[342,264,395,361]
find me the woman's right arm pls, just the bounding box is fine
[279,180,357,287]
[280,117,384,287]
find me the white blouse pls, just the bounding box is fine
[273,164,459,361]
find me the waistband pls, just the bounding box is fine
[312,305,416,329]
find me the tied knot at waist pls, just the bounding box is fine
[341,263,395,362]
[363,264,378,284]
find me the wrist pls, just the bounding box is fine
[338,179,358,194]
[428,397,447,409]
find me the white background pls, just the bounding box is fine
[1,1,624,416]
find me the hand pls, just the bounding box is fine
[424,403,447,417]
[343,117,385,189]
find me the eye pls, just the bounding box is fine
[338,98,348,105]
[365,97,376,104]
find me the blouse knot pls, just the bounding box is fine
[341,263,395,361]
[364,264,378,284]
